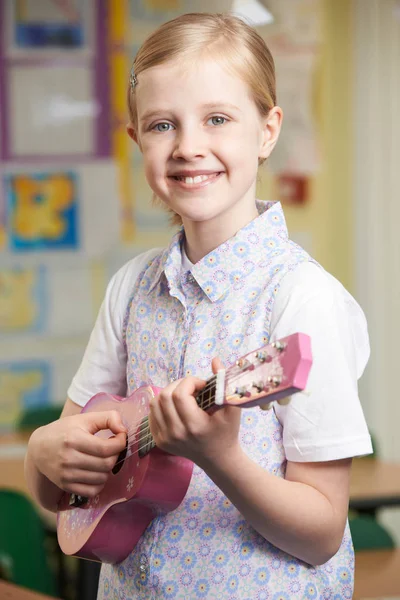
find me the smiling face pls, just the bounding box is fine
[129,57,281,242]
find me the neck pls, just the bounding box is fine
[182,198,259,264]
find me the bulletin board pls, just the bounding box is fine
[0,0,121,429]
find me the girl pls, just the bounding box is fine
[25,13,372,599]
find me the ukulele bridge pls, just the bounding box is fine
[69,493,88,507]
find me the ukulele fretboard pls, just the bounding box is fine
[137,378,218,458]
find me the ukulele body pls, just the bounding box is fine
[57,385,194,563]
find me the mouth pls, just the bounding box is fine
[168,172,224,188]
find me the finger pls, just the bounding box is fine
[61,469,110,487]
[68,451,118,473]
[149,391,166,436]
[157,389,185,434]
[211,356,225,374]
[83,410,127,436]
[61,482,105,499]
[171,377,207,424]
[74,431,127,459]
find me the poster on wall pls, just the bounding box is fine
[0,266,46,334]
[4,170,80,252]
[258,0,321,177]
[267,53,320,175]
[4,0,95,57]
[0,359,51,430]
[0,263,96,337]
[1,162,120,257]
[0,342,89,430]
[8,65,96,157]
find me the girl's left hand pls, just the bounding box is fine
[148,358,242,466]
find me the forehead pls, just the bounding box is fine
[135,58,255,115]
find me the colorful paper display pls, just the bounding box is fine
[0,360,51,429]
[5,171,79,252]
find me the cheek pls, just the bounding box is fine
[142,147,161,178]
[222,129,260,165]
[226,146,259,176]
[142,139,169,171]
[142,157,154,182]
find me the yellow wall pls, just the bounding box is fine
[259,0,353,291]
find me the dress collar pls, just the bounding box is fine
[148,201,288,302]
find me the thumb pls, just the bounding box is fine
[83,410,127,436]
[211,356,224,374]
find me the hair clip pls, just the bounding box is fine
[130,69,138,90]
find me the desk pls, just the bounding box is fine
[0,433,55,528]
[354,549,400,598]
[0,580,61,599]
[350,458,400,514]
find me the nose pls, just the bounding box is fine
[172,126,207,161]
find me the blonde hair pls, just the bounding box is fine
[127,12,277,225]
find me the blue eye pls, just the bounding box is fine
[153,122,173,132]
[208,116,226,126]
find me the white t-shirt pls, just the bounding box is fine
[68,249,372,463]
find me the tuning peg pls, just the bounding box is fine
[272,341,285,352]
[235,358,254,371]
[259,402,273,411]
[234,386,252,398]
[277,396,291,406]
[255,352,272,363]
[252,381,265,393]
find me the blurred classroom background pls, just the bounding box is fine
[0,0,399,599]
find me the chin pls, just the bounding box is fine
[162,200,220,222]
[180,207,227,224]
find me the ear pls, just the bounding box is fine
[126,122,142,150]
[259,106,283,160]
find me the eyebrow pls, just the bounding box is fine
[139,102,242,124]
[201,102,242,112]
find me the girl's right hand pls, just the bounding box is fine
[28,411,127,499]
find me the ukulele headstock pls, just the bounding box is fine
[216,333,312,409]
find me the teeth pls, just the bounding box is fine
[176,174,216,184]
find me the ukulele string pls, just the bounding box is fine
[121,364,260,450]
[111,365,267,468]
[110,371,238,469]
[122,367,240,447]
[120,374,217,444]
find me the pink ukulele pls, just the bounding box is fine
[57,333,312,564]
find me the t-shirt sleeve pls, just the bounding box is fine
[67,249,160,407]
[271,262,373,462]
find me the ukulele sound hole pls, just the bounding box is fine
[112,436,128,475]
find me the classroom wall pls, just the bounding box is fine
[353,0,400,543]
[0,0,357,429]
[266,0,353,291]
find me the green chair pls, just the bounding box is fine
[16,405,62,431]
[349,514,395,551]
[0,489,57,595]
